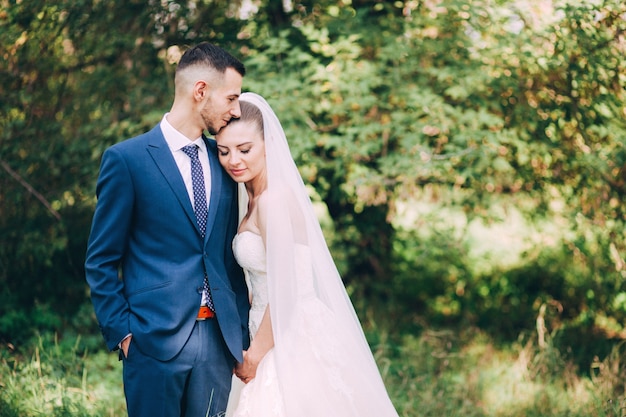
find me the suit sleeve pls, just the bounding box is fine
[85,147,134,351]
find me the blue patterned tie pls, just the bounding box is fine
[181,144,208,236]
[181,144,214,311]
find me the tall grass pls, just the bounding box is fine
[1,328,623,417]
[377,328,626,417]
[0,333,124,417]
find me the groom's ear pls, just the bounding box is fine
[193,80,209,102]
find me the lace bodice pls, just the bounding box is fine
[232,231,315,338]
[233,231,267,339]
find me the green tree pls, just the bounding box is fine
[0,0,245,342]
[240,0,626,337]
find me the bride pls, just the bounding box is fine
[216,92,398,416]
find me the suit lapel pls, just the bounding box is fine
[203,135,222,243]
[146,127,200,235]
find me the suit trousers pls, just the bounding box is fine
[122,319,233,417]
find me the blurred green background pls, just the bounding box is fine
[1,0,625,416]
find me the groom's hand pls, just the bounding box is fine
[120,335,132,358]
[234,350,259,384]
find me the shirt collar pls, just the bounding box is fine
[160,113,207,153]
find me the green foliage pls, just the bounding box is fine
[0,0,246,343]
[247,0,626,349]
[1,0,162,342]
[390,225,472,326]
[1,0,625,378]
[369,326,625,417]
[388,203,625,366]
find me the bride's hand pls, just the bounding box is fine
[234,349,260,384]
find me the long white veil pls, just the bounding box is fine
[238,93,398,416]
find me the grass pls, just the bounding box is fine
[0,334,125,417]
[376,328,626,417]
[1,328,624,417]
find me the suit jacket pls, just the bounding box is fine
[85,124,250,362]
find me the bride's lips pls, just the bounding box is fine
[229,168,246,177]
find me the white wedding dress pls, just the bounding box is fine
[226,231,365,416]
[225,230,284,416]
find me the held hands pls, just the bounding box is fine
[235,306,274,384]
[234,349,261,384]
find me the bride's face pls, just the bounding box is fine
[216,121,266,184]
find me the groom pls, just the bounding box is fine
[85,43,250,417]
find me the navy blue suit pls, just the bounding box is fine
[85,124,249,416]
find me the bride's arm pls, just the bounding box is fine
[235,305,274,383]
[235,193,274,383]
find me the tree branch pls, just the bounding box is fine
[0,159,61,221]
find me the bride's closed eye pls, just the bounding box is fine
[218,148,251,157]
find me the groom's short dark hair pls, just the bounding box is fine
[177,42,246,77]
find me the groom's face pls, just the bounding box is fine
[201,68,243,135]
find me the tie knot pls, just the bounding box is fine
[182,144,199,159]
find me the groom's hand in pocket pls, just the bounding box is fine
[120,335,132,359]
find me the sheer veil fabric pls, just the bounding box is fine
[233,93,398,416]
